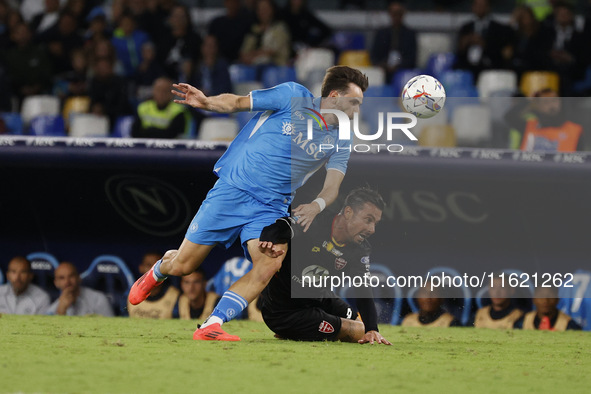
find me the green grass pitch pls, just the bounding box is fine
[2,315,590,393]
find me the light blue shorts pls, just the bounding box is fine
[185,179,288,250]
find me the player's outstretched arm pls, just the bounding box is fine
[358,330,392,345]
[172,83,250,113]
[293,169,344,232]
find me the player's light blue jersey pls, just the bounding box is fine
[213,82,351,208]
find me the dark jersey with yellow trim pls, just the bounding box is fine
[260,211,377,331]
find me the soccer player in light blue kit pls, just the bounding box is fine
[129,66,368,340]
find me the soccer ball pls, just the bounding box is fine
[401,75,446,119]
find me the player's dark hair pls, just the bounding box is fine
[321,66,369,97]
[343,187,385,212]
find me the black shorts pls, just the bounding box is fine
[261,298,354,341]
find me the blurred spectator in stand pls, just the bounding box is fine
[0,0,11,48]
[518,0,554,22]
[53,48,90,101]
[89,57,131,126]
[191,35,232,97]
[41,11,84,75]
[127,251,180,319]
[474,276,524,329]
[510,5,554,76]
[111,11,150,78]
[208,0,253,63]
[176,268,215,320]
[455,0,514,79]
[401,283,460,327]
[340,0,366,9]
[156,4,201,82]
[63,0,93,28]
[0,256,50,315]
[88,38,123,75]
[29,0,61,35]
[131,76,191,139]
[547,1,586,95]
[281,0,332,54]
[135,41,166,102]
[514,286,581,331]
[84,6,111,47]
[47,262,114,316]
[240,0,291,67]
[19,0,45,23]
[371,0,417,81]
[505,88,583,151]
[1,22,52,102]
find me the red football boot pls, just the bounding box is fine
[128,266,163,305]
[193,323,241,341]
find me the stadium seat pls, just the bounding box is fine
[1,112,23,134]
[424,52,456,79]
[112,115,134,138]
[558,269,591,331]
[573,66,591,95]
[520,71,560,97]
[391,68,422,96]
[477,70,517,100]
[488,89,516,123]
[439,70,474,93]
[29,115,66,136]
[233,81,263,97]
[332,31,366,51]
[294,48,335,84]
[418,124,456,147]
[337,50,371,67]
[26,252,60,300]
[261,66,297,88]
[69,114,110,137]
[228,64,257,85]
[451,104,492,146]
[417,32,453,68]
[62,96,91,125]
[198,117,239,141]
[21,95,60,125]
[362,98,401,143]
[0,266,4,284]
[407,266,473,326]
[80,255,135,316]
[357,66,385,87]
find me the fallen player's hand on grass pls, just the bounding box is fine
[358,331,392,345]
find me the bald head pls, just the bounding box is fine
[7,256,33,295]
[54,262,80,292]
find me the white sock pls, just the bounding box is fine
[200,315,223,329]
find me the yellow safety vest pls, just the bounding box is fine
[137,100,191,137]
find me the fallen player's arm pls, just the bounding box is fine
[172,83,250,113]
[355,297,391,345]
[293,169,344,232]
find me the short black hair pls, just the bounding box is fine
[343,187,385,212]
